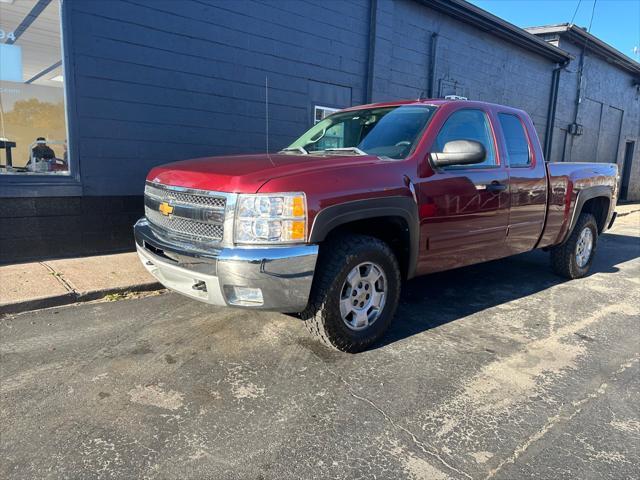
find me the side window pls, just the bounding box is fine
[498,113,531,167]
[432,109,496,167]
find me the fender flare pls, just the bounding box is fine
[564,185,612,242]
[308,196,420,279]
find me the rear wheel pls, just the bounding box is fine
[550,212,598,279]
[301,234,401,353]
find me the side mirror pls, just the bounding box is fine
[430,140,486,167]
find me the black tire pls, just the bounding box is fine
[550,212,598,279]
[301,234,401,353]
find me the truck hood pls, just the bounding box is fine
[147,153,384,193]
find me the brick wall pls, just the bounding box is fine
[0,197,142,263]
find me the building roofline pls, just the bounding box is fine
[417,0,571,63]
[526,23,640,76]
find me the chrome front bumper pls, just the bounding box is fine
[134,218,318,312]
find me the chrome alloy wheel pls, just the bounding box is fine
[575,226,594,268]
[339,262,387,331]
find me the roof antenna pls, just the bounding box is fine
[417,90,426,101]
[265,76,275,166]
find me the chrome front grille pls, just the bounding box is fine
[145,207,224,241]
[144,182,227,244]
[144,183,227,209]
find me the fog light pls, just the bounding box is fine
[225,286,264,305]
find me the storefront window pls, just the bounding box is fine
[0,0,69,175]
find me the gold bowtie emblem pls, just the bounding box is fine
[159,202,174,216]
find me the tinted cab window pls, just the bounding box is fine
[432,109,496,167]
[498,113,530,167]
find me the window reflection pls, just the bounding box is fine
[0,0,68,175]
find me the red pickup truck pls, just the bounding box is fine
[135,99,618,352]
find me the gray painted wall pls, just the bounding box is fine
[68,0,370,196]
[550,38,640,200]
[13,0,640,200]
[369,0,555,143]
[2,0,638,263]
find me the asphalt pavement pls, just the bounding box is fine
[1,212,639,480]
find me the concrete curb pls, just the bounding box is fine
[616,208,640,218]
[0,281,163,316]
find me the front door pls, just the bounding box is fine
[415,107,510,275]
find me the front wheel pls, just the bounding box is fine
[301,234,401,353]
[550,212,598,279]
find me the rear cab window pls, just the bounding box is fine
[498,113,531,167]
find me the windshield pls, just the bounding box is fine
[285,105,436,159]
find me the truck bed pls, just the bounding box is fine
[538,162,618,248]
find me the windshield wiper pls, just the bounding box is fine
[320,147,367,156]
[279,146,308,155]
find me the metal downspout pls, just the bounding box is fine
[543,61,566,162]
[428,32,439,98]
[364,0,378,103]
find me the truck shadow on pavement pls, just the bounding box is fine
[375,232,639,349]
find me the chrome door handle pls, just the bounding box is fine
[486,181,507,192]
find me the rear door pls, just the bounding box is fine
[495,111,548,254]
[415,105,510,274]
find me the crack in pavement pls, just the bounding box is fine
[327,367,473,480]
[40,261,77,295]
[283,324,473,479]
[484,355,640,479]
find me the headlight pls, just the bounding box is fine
[234,193,307,244]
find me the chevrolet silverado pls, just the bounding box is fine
[134,99,618,352]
